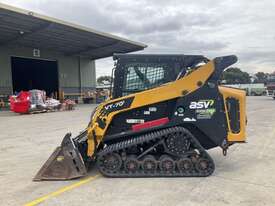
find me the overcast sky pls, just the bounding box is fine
[1,0,275,77]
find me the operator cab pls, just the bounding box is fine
[111,54,209,98]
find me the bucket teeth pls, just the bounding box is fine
[33,133,87,181]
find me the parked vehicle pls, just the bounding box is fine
[266,83,275,99]
[34,54,247,180]
[224,83,266,96]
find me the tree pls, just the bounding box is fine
[222,67,251,84]
[267,71,275,82]
[254,72,268,83]
[97,75,113,85]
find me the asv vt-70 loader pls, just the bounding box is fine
[34,54,246,180]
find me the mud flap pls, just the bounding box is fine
[33,133,87,181]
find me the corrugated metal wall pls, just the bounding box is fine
[0,45,96,95]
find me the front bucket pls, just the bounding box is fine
[33,133,87,181]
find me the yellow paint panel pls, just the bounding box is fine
[219,86,246,142]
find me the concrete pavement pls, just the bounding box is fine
[0,97,275,206]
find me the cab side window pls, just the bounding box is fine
[122,64,166,96]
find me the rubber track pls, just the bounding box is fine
[98,128,173,156]
[96,126,215,177]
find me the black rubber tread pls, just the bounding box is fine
[96,126,215,177]
[98,128,171,156]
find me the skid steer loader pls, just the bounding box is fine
[34,54,246,180]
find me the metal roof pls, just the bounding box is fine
[0,3,147,60]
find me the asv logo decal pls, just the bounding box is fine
[189,100,214,109]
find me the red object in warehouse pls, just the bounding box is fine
[9,91,31,114]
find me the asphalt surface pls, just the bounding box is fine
[0,96,275,206]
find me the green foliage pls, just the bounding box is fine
[97,75,113,85]
[222,67,251,84]
[254,72,268,83]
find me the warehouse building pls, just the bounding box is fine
[0,3,146,101]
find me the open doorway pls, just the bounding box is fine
[11,57,58,96]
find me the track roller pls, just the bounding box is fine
[159,155,175,173]
[142,155,157,173]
